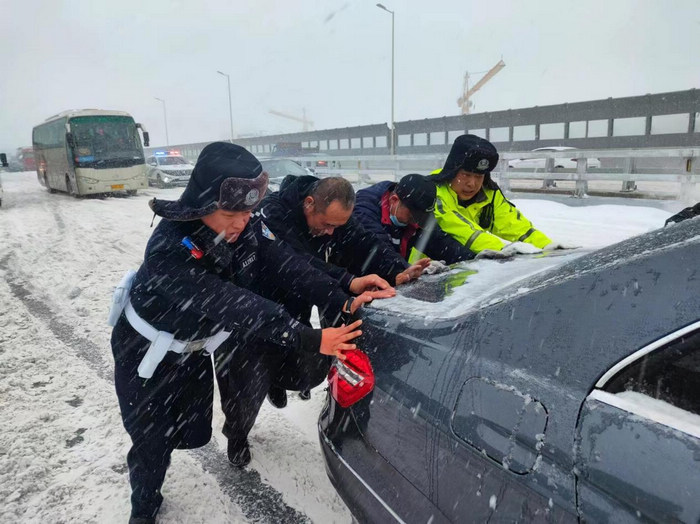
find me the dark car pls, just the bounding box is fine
[261,158,314,192]
[319,218,700,523]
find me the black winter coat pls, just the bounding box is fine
[354,181,476,263]
[257,175,409,324]
[127,215,349,353]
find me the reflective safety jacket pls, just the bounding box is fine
[433,181,551,253]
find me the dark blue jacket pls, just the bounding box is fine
[354,181,476,263]
[128,215,349,352]
[257,175,409,324]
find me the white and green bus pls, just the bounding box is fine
[32,109,150,196]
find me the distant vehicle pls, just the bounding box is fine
[319,219,700,523]
[0,153,7,206]
[508,146,601,170]
[261,158,313,183]
[32,109,150,196]
[146,151,194,188]
[271,141,319,157]
[8,147,36,172]
[298,158,340,173]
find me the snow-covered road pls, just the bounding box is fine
[0,171,675,523]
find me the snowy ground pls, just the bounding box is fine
[0,171,679,523]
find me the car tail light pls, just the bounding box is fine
[327,349,375,408]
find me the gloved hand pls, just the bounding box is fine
[423,260,450,275]
[501,242,543,256]
[475,249,513,260]
[543,241,580,251]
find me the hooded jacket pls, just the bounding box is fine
[354,181,475,263]
[257,175,409,324]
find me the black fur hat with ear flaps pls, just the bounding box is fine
[149,142,268,221]
[431,134,499,189]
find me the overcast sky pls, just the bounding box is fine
[2,0,699,150]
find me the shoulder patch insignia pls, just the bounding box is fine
[261,222,276,240]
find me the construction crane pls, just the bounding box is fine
[268,108,314,132]
[457,59,506,115]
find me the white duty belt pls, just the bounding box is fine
[107,270,231,379]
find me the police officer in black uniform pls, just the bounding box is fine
[110,142,374,523]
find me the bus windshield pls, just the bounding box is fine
[70,116,144,166]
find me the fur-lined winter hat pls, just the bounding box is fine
[149,142,268,221]
[431,134,499,184]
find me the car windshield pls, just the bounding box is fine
[157,156,189,165]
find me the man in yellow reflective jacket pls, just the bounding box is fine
[430,134,557,254]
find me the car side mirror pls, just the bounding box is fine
[0,153,7,168]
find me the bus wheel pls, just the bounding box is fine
[44,174,56,193]
[126,189,137,196]
[66,176,79,198]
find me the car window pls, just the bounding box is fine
[603,328,700,416]
[157,156,188,166]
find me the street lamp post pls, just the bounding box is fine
[154,97,169,146]
[376,3,395,156]
[217,70,235,142]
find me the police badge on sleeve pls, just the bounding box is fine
[261,222,276,240]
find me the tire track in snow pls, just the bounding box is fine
[0,255,310,524]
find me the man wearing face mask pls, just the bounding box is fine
[430,134,568,255]
[108,142,384,523]
[353,173,476,264]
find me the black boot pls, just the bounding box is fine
[227,439,251,468]
[129,518,156,524]
[266,385,287,409]
[298,389,311,401]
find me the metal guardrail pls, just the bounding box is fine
[292,147,700,199]
[145,89,700,158]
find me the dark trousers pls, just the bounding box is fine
[214,337,330,442]
[111,316,216,519]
